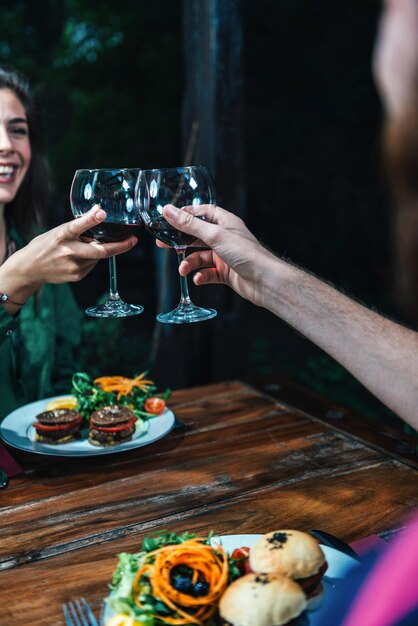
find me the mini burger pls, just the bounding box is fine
[218,572,307,626]
[88,405,137,447]
[33,409,83,444]
[249,530,327,609]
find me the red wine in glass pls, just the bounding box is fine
[83,221,142,243]
[135,165,217,324]
[145,215,195,247]
[70,168,144,318]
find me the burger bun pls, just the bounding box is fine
[250,530,325,579]
[219,572,307,626]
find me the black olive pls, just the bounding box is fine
[194,581,209,596]
[172,576,194,594]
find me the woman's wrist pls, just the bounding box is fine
[0,291,24,316]
[0,251,40,313]
[0,291,25,306]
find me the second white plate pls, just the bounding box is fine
[101,533,359,625]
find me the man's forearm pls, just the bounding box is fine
[261,256,418,428]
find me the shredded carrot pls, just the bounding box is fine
[132,537,229,625]
[94,372,154,399]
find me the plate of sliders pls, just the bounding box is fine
[101,529,359,626]
[0,395,176,457]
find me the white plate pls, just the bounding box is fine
[101,533,359,625]
[0,395,176,457]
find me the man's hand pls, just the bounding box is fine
[157,203,276,306]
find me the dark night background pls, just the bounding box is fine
[1,0,407,428]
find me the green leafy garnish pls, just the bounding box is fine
[106,530,243,626]
[71,371,171,422]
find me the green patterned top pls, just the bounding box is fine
[0,223,82,421]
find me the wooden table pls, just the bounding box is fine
[2,375,418,625]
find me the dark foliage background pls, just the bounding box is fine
[1,0,407,429]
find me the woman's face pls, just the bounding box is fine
[0,88,31,209]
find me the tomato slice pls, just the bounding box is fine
[231,547,252,575]
[91,417,137,433]
[144,397,166,414]
[33,415,83,432]
[231,547,250,560]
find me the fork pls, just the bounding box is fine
[63,597,99,626]
[0,466,8,489]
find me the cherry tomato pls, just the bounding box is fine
[231,547,250,559]
[144,397,166,414]
[231,546,252,574]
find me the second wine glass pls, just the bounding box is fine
[135,166,217,323]
[70,168,144,317]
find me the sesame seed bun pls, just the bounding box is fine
[35,409,81,425]
[219,572,307,626]
[249,530,326,580]
[90,405,135,426]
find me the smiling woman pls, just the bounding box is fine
[0,93,31,212]
[0,66,139,421]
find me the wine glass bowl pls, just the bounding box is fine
[135,166,217,324]
[70,168,144,317]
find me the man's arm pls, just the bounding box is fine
[263,257,418,426]
[161,203,418,429]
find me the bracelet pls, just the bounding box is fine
[0,292,24,306]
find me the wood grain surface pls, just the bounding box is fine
[2,377,418,625]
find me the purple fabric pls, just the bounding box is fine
[0,442,23,477]
[341,511,418,626]
[350,534,387,554]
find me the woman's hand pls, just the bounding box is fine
[157,204,277,307]
[0,208,138,313]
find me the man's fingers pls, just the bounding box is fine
[178,251,222,285]
[182,202,237,228]
[155,239,171,249]
[192,268,221,286]
[180,203,218,222]
[163,204,218,245]
[178,250,215,275]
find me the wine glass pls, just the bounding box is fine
[135,165,217,324]
[70,168,144,317]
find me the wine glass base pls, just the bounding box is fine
[85,299,144,318]
[157,304,217,324]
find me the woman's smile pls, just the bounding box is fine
[0,163,19,183]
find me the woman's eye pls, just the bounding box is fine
[10,127,28,136]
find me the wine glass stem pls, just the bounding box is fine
[176,247,192,305]
[108,256,121,301]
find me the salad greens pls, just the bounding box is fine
[71,372,171,421]
[105,531,242,626]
